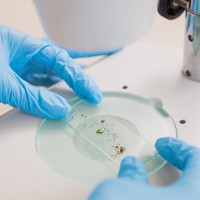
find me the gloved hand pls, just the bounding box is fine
[89,137,200,200]
[0,25,103,119]
[21,37,120,87]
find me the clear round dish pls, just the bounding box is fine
[36,91,177,185]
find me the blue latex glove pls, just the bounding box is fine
[0,25,103,119]
[20,37,120,87]
[89,137,200,200]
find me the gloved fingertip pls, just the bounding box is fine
[155,137,178,159]
[53,101,72,120]
[73,74,103,105]
[86,91,103,104]
[155,137,200,171]
[155,137,172,150]
[155,137,187,154]
[119,156,145,174]
[121,156,140,165]
[36,90,72,119]
[118,156,148,183]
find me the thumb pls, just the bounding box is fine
[118,156,148,184]
[0,68,71,119]
[155,137,200,184]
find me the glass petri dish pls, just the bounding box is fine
[36,91,177,185]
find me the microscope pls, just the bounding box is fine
[32,0,200,186]
[34,0,200,81]
[158,0,200,81]
[2,2,200,199]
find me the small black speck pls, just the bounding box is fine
[188,35,193,42]
[179,120,186,124]
[186,70,192,77]
[122,85,128,89]
[101,120,105,123]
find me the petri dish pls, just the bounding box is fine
[36,91,177,185]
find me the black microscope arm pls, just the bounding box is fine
[158,0,190,20]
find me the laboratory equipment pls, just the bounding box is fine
[33,0,200,185]
[1,0,200,199]
[1,42,199,200]
[158,0,200,81]
[89,137,200,200]
[34,0,157,51]
[36,91,177,185]
[34,0,200,82]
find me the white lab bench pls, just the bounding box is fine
[1,1,198,200]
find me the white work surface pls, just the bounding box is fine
[1,1,199,200]
[1,41,200,199]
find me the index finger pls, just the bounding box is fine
[9,27,102,104]
[31,43,103,104]
[118,156,148,184]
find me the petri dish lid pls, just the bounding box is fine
[36,91,177,185]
